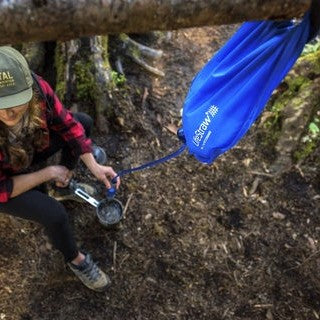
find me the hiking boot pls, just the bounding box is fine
[92,144,107,165]
[48,183,97,203]
[68,253,111,292]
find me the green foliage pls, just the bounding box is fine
[111,71,126,87]
[302,39,320,56]
[262,40,320,154]
[73,60,97,101]
[264,76,311,131]
[309,121,320,136]
[293,41,320,161]
[294,114,320,161]
[300,40,320,74]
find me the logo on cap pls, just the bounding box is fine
[0,71,15,88]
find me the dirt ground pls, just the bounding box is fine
[0,26,320,320]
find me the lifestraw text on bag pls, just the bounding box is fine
[192,105,219,148]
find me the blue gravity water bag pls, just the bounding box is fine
[182,13,311,163]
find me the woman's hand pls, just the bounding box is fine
[89,164,120,189]
[11,166,72,198]
[80,152,121,190]
[49,165,73,188]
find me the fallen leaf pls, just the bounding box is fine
[266,308,273,320]
[165,123,178,134]
[307,237,317,251]
[156,114,162,125]
[272,212,286,220]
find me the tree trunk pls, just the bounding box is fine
[21,42,46,72]
[0,0,311,45]
[258,47,320,173]
[53,36,113,133]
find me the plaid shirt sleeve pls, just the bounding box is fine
[0,151,13,202]
[0,172,13,203]
[39,78,92,157]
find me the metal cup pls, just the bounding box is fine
[96,198,123,228]
[71,182,123,228]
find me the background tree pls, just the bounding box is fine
[0,0,311,45]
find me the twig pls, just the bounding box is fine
[113,241,117,271]
[130,54,165,77]
[249,177,261,195]
[250,171,275,178]
[141,87,149,109]
[118,253,130,268]
[294,164,305,177]
[115,57,124,75]
[119,33,163,59]
[123,193,133,218]
[254,304,273,308]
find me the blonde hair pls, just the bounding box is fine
[0,90,45,169]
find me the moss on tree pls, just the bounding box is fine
[262,42,320,164]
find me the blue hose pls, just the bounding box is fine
[111,143,187,184]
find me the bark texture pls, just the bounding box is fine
[0,0,312,45]
[54,36,112,132]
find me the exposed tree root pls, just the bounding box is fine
[118,33,165,77]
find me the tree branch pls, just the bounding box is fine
[0,0,311,45]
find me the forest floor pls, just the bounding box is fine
[0,26,320,320]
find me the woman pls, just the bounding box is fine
[0,46,120,292]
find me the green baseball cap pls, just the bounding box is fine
[0,46,33,109]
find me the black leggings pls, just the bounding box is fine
[0,112,93,262]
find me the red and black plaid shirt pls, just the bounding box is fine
[0,77,92,202]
